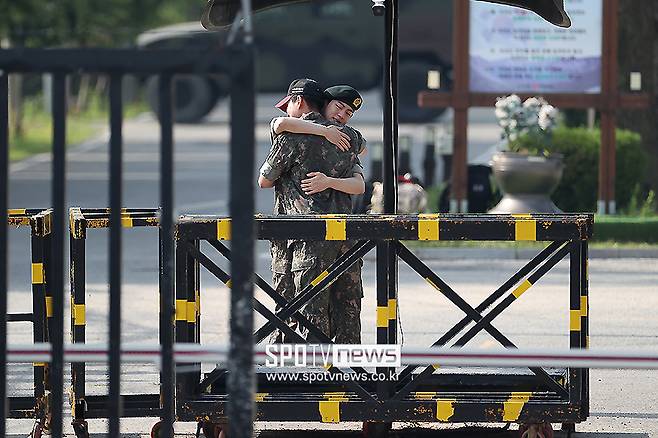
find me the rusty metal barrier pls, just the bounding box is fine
[173,213,593,436]
[68,207,161,436]
[6,209,53,435]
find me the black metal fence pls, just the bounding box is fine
[0,42,255,437]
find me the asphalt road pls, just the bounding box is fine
[5,98,658,436]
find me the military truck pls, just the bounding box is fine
[137,0,452,123]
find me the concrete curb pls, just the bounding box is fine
[363,246,658,260]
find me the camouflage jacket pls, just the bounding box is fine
[262,112,365,216]
[262,112,366,272]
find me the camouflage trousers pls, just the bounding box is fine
[268,240,363,344]
[292,240,363,344]
[268,240,295,344]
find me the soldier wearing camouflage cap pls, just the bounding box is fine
[259,80,367,344]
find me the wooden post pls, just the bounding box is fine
[451,0,469,212]
[600,0,619,214]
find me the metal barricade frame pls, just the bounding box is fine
[174,213,592,428]
[6,209,52,428]
[68,207,161,427]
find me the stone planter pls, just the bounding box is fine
[488,151,564,214]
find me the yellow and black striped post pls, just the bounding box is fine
[568,240,587,407]
[39,212,53,346]
[30,219,48,401]
[580,241,590,417]
[188,240,201,386]
[375,242,390,403]
[387,243,398,347]
[174,237,196,399]
[69,211,87,416]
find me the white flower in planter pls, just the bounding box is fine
[495,94,559,154]
[538,104,558,131]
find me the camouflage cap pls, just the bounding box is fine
[324,85,363,111]
[275,78,326,112]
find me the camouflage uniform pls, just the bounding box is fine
[267,120,295,344]
[261,112,365,344]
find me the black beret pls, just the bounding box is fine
[324,85,363,111]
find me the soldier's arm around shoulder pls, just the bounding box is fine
[340,125,367,156]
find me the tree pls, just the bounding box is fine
[616,0,657,194]
[0,0,201,124]
[0,0,200,47]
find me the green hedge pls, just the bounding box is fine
[514,127,646,212]
[594,215,658,243]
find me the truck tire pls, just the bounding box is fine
[397,59,446,124]
[146,75,217,124]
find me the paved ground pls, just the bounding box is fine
[5,99,658,436]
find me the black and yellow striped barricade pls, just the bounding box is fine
[6,209,52,427]
[68,207,161,427]
[173,213,592,432]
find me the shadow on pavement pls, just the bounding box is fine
[255,428,651,438]
[4,428,651,437]
[257,426,514,438]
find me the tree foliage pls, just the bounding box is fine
[0,0,201,47]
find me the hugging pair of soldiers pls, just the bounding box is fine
[258,78,367,345]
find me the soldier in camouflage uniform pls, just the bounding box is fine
[259,80,366,344]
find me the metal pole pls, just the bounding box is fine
[50,72,66,438]
[383,0,398,214]
[108,73,124,436]
[0,70,9,438]
[379,3,399,426]
[227,45,256,438]
[159,73,175,438]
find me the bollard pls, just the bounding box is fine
[370,141,383,183]
[399,135,412,175]
[422,125,436,187]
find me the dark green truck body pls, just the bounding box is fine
[138,0,452,123]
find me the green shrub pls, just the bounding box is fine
[513,127,646,212]
[623,185,657,216]
[594,215,658,243]
[424,184,444,213]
